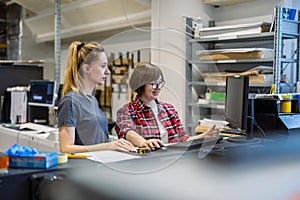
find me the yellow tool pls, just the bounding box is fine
[137,147,151,154]
[67,153,88,159]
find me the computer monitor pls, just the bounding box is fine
[28,80,56,107]
[224,76,258,143]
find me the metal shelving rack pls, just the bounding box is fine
[273,6,300,93]
[185,6,300,134]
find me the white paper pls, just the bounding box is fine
[88,150,141,163]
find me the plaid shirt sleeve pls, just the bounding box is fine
[115,104,137,139]
[161,103,190,143]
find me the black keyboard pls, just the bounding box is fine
[220,129,245,135]
[167,136,223,149]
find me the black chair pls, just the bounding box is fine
[108,121,116,134]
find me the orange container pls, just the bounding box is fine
[0,152,9,174]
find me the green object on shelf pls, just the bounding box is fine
[205,92,226,100]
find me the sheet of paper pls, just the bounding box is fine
[20,122,57,132]
[87,150,141,163]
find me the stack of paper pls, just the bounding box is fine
[197,22,271,39]
[199,118,229,128]
[195,118,229,133]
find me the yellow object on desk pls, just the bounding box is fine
[67,153,88,159]
[58,153,68,164]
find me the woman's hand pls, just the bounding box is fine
[110,138,137,152]
[203,125,220,138]
[188,125,220,141]
[144,139,164,150]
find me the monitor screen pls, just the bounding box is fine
[28,80,56,107]
[224,76,249,132]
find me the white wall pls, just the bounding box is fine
[151,0,214,126]
[22,25,150,85]
[214,0,283,25]
[21,22,55,81]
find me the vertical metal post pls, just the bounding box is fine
[274,6,282,94]
[297,9,300,84]
[186,17,193,133]
[54,0,61,88]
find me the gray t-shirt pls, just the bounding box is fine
[57,90,108,145]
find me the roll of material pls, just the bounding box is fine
[58,153,68,164]
[0,152,9,174]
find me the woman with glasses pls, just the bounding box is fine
[57,41,136,153]
[115,63,219,150]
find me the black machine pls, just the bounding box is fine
[0,65,43,123]
[253,97,300,138]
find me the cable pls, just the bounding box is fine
[247,116,267,139]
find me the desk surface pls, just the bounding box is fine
[2,136,300,200]
[63,139,300,200]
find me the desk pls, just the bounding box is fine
[0,125,59,152]
[1,137,300,200]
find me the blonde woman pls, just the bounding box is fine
[57,41,136,153]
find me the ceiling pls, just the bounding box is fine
[8,0,151,43]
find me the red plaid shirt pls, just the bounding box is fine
[115,98,190,143]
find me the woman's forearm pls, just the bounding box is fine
[125,130,147,147]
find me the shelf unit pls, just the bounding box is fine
[185,6,300,134]
[273,6,300,93]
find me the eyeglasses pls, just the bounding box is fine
[149,81,165,89]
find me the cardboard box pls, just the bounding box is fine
[202,73,273,83]
[197,48,273,61]
[9,152,58,169]
[199,50,263,60]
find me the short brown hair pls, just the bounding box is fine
[129,63,164,97]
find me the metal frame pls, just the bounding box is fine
[273,6,300,93]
